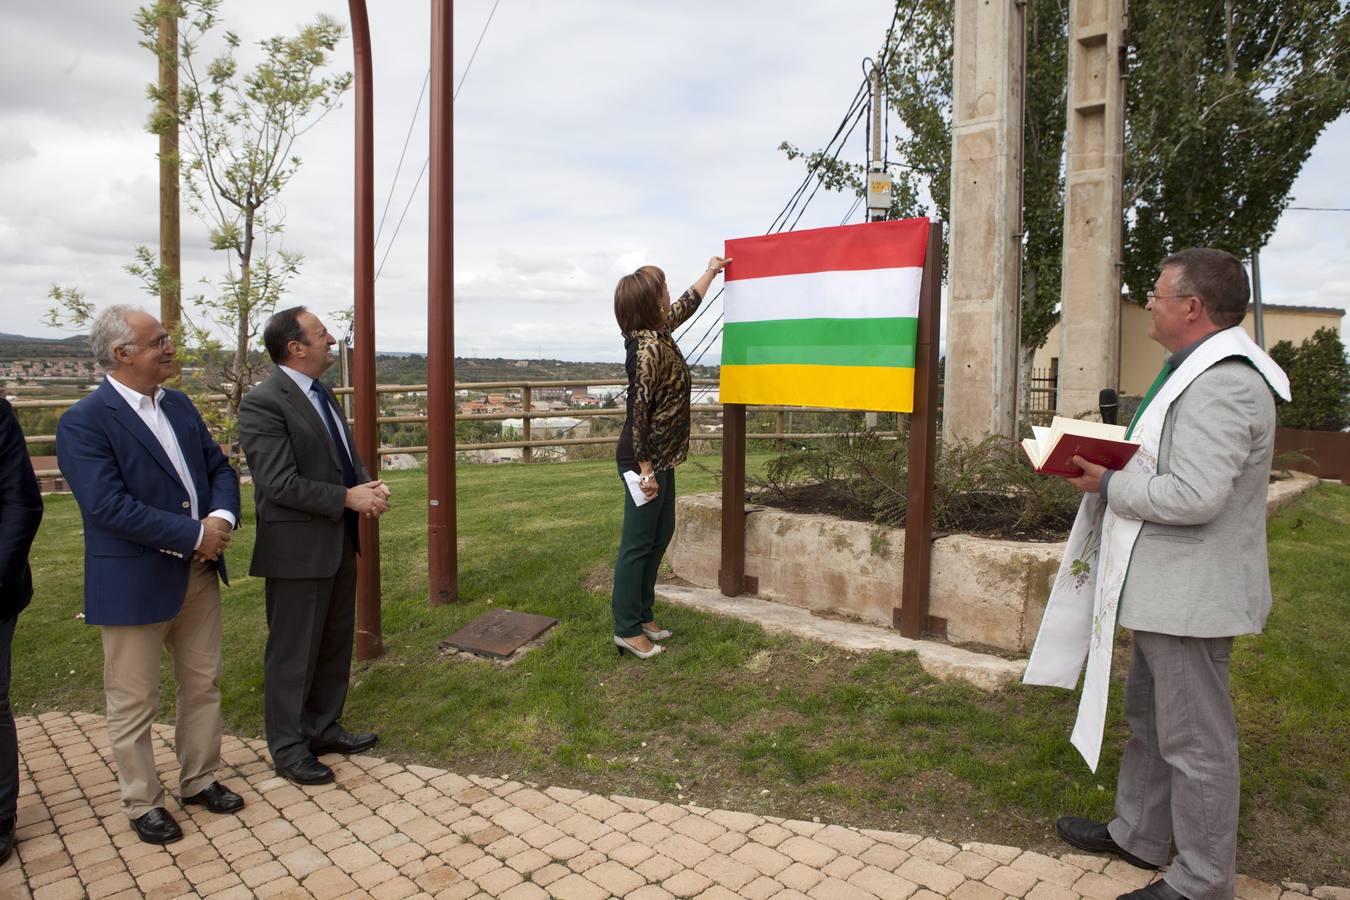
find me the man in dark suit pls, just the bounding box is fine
[0,398,44,865]
[56,306,244,845]
[238,306,389,786]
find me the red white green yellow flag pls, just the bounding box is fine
[720,218,929,413]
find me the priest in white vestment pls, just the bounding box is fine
[1024,249,1289,900]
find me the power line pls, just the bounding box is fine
[1286,206,1350,211]
[455,0,502,101]
[374,158,430,283]
[375,69,431,253]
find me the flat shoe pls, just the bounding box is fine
[133,807,183,845]
[1118,881,1188,900]
[275,757,335,786]
[181,781,244,814]
[311,731,378,755]
[1055,816,1158,870]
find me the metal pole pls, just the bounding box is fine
[427,0,459,604]
[898,221,944,638]
[1251,248,1265,349]
[158,8,181,375]
[348,0,383,659]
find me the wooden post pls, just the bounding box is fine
[774,411,784,451]
[348,0,383,658]
[897,221,944,638]
[522,385,533,463]
[719,403,746,595]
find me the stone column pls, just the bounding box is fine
[1058,0,1127,417]
[944,0,1025,446]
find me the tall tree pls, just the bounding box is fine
[134,0,351,419]
[1122,0,1350,298]
[781,0,1350,403]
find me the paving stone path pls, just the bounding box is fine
[4,711,1344,900]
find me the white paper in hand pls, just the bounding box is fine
[622,470,652,507]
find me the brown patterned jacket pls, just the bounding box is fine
[615,287,703,473]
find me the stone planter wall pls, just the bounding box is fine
[667,473,1317,654]
[668,494,1062,652]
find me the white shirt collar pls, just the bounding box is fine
[278,364,316,394]
[106,374,164,410]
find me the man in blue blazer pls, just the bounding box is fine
[57,306,244,845]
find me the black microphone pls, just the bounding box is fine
[1099,388,1119,426]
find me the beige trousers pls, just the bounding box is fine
[100,560,224,818]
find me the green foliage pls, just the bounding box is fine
[1270,328,1350,431]
[43,285,95,332]
[781,0,1350,348]
[752,429,1081,539]
[780,0,1067,354]
[134,0,351,415]
[1122,0,1350,300]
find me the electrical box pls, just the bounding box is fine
[866,168,892,215]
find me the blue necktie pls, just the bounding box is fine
[310,381,358,488]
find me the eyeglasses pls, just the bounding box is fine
[1145,291,1194,304]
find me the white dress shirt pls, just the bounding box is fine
[106,375,236,549]
[278,365,354,461]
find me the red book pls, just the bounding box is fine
[1022,417,1141,476]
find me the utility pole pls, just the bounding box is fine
[157,8,181,375]
[865,64,890,431]
[944,0,1026,444]
[1251,249,1265,348]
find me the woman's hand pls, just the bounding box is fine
[693,257,732,301]
[639,465,658,500]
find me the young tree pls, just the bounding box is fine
[134,0,351,419]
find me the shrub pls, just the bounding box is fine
[1270,327,1350,431]
[749,429,1080,540]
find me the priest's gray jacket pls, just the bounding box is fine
[1106,358,1278,638]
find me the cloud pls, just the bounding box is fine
[2,0,1344,364]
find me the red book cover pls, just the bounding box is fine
[1022,417,1141,476]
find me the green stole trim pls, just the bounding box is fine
[1126,365,1171,440]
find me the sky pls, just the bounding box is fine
[2,1,1347,364]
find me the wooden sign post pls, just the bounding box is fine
[719,220,944,640]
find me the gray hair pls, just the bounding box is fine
[89,305,142,371]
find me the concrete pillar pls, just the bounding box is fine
[1057,0,1127,417]
[943,0,1025,446]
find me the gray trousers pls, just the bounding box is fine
[1109,631,1239,900]
[262,529,358,769]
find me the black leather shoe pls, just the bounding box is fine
[1119,880,1188,900]
[1056,816,1159,870]
[0,816,15,866]
[310,730,378,755]
[181,781,244,814]
[275,756,335,785]
[133,807,184,845]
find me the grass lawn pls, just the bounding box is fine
[14,456,1349,885]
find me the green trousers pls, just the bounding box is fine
[611,469,676,638]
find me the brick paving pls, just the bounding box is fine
[4,712,1345,900]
